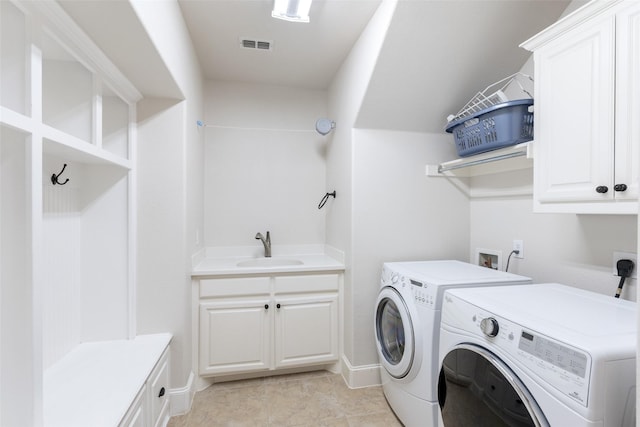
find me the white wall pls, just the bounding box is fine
[326,0,470,371]
[1,128,33,425]
[469,180,637,300]
[137,98,192,383]
[203,81,328,247]
[351,129,470,366]
[130,0,204,392]
[326,0,398,370]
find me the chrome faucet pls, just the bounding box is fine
[255,231,271,257]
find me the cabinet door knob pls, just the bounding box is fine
[264,304,269,310]
[276,303,281,309]
[596,186,609,193]
[614,183,628,192]
[158,387,165,398]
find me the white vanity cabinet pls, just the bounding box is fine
[198,273,339,377]
[522,0,640,214]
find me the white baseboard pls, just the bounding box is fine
[169,371,196,416]
[340,355,381,389]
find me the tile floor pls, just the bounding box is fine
[167,370,403,427]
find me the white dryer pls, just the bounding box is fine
[438,283,637,427]
[374,260,531,427]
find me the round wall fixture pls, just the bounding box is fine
[315,118,335,136]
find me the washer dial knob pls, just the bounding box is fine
[480,317,499,337]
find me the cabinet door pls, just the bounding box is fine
[199,298,272,376]
[614,2,640,201]
[534,13,615,204]
[274,294,338,368]
[149,349,170,427]
[119,386,147,427]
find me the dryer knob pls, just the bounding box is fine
[480,317,499,337]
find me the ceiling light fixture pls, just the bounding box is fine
[272,0,312,23]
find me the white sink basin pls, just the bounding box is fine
[236,258,304,268]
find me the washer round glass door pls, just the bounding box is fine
[438,345,548,427]
[374,287,414,378]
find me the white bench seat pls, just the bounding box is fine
[44,333,172,427]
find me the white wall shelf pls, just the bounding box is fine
[43,126,132,170]
[1,108,132,171]
[426,142,533,178]
[0,107,34,134]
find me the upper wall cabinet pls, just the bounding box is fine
[522,0,640,214]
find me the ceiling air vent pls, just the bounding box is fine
[240,38,273,51]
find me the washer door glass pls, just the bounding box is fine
[438,345,549,427]
[375,287,414,378]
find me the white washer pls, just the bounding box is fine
[438,283,637,427]
[374,260,531,427]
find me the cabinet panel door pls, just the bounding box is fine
[534,14,615,203]
[149,349,170,427]
[274,294,338,368]
[614,3,640,201]
[119,386,147,427]
[199,299,271,376]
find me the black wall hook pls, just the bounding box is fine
[51,164,69,186]
[318,191,336,209]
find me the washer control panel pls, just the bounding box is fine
[381,266,435,308]
[408,278,435,307]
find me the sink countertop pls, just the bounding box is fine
[191,246,345,277]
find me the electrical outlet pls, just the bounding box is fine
[613,251,637,279]
[513,240,524,259]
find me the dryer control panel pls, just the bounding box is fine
[494,316,591,407]
[442,295,592,407]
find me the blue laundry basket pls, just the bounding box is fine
[445,99,534,157]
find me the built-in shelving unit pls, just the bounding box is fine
[426,142,533,178]
[0,1,153,426]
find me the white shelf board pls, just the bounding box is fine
[1,106,131,170]
[426,142,532,178]
[0,106,34,134]
[42,123,131,169]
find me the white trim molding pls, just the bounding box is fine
[340,355,381,389]
[169,371,196,417]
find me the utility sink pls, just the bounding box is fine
[236,258,304,268]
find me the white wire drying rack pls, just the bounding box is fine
[447,72,533,123]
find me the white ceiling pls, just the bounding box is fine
[60,0,578,133]
[178,0,382,89]
[357,0,576,132]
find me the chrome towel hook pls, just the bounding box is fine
[318,191,336,209]
[51,163,69,186]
